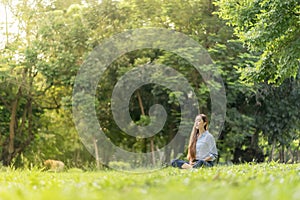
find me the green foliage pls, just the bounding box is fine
[215,0,300,84]
[0,163,300,200]
[1,0,299,168]
[258,78,300,147]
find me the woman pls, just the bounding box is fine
[171,114,218,169]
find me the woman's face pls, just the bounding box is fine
[195,116,206,129]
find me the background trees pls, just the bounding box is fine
[216,0,300,163]
[0,0,299,168]
[216,0,300,84]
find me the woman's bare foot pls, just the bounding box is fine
[181,163,193,169]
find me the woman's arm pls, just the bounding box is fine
[207,134,218,161]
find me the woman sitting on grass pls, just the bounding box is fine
[171,114,218,169]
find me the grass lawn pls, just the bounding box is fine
[0,163,300,200]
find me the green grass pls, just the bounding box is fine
[0,163,300,200]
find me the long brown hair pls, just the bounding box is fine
[187,114,208,161]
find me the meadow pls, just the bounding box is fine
[0,163,300,200]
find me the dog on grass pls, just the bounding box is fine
[44,159,65,172]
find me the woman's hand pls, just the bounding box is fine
[193,121,199,130]
[181,163,193,169]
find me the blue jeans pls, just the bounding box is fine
[171,159,213,168]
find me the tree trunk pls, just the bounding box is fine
[251,130,259,148]
[269,138,276,162]
[297,142,300,163]
[279,144,285,163]
[9,71,36,166]
[150,138,155,165]
[136,90,156,166]
[287,146,294,163]
[93,136,100,169]
[7,99,18,165]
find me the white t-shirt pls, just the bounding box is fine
[195,130,218,161]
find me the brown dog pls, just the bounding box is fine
[44,159,65,172]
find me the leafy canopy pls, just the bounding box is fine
[216,0,300,84]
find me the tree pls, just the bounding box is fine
[0,0,46,166]
[216,0,300,84]
[2,0,298,168]
[0,0,90,167]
